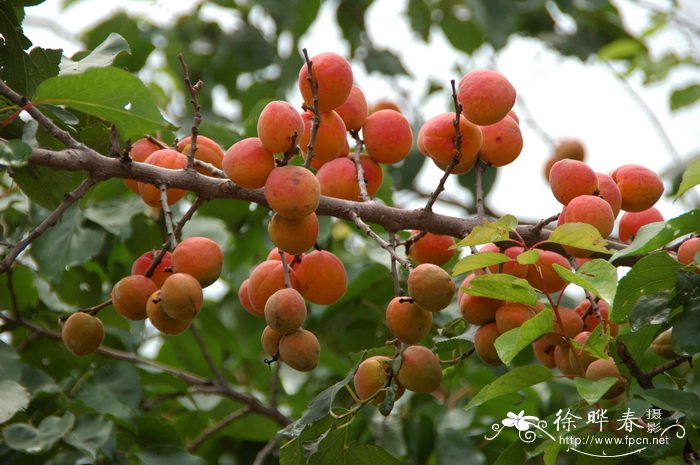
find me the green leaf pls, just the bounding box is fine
[60,32,130,74]
[456,215,518,247]
[0,340,22,381]
[571,324,609,360]
[0,380,30,424]
[671,296,700,355]
[3,412,75,454]
[611,252,682,324]
[137,446,206,465]
[465,365,553,410]
[11,165,86,210]
[84,197,144,236]
[63,414,113,460]
[628,291,673,331]
[676,158,700,199]
[552,259,618,304]
[460,273,538,306]
[76,363,141,419]
[364,46,408,76]
[517,249,540,265]
[598,38,644,60]
[574,377,619,404]
[407,0,431,41]
[33,66,171,141]
[493,439,527,465]
[452,251,509,277]
[638,389,700,424]
[670,84,700,111]
[495,308,553,365]
[440,14,484,55]
[547,223,610,253]
[0,140,32,167]
[344,444,402,464]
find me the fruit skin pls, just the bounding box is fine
[294,250,347,305]
[618,207,664,242]
[257,100,305,153]
[363,110,413,164]
[278,329,321,372]
[360,154,384,197]
[585,358,626,399]
[595,173,622,218]
[172,236,224,287]
[146,290,192,335]
[651,328,677,359]
[563,194,615,238]
[533,339,556,368]
[177,135,225,174]
[553,345,576,375]
[238,278,257,316]
[266,247,303,264]
[62,312,105,356]
[479,243,528,278]
[553,139,585,161]
[611,164,664,212]
[408,232,456,266]
[248,260,297,315]
[298,52,353,112]
[268,212,319,255]
[458,274,502,325]
[264,288,307,335]
[137,149,188,207]
[264,165,320,219]
[396,345,442,393]
[458,69,516,125]
[474,322,502,366]
[677,237,700,269]
[548,159,598,206]
[261,325,283,358]
[298,110,347,162]
[111,275,158,320]
[495,302,536,334]
[574,300,619,337]
[316,157,360,201]
[541,307,584,346]
[417,112,482,173]
[353,355,402,404]
[569,331,596,374]
[335,85,368,131]
[385,297,433,344]
[131,251,173,289]
[222,137,275,189]
[159,273,203,321]
[124,138,161,193]
[526,250,571,293]
[477,115,523,167]
[407,263,456,312]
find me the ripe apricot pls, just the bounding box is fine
[542,307,584,346]
[474,322,502,366]
[553,138,585,161]
[678,237,700,270]
[408,232,456,266]
[238,278,257,316]
[478,115,523,167]
[137,149,188,207]
[248,260,297,315]
[585,358,626,399]
[507,109,519,124]
[407,263,456,312]
[651,328,677,359]
[146,290,192,335]
[131,251,173,289]
[264,165,320,219]
[316,157,360,201]
[257,100,305,153]
[532,339,556,368]
[611,164,664,212]
[353,355,402,404]
[298,52,353,112]
[595,173,622,218]
[335,85,368,131]
[177,135,224,175]
[278,328,321,372]
[159,273,203,321]
[553,345,576,375]
[569,331,596,374]
[417,113,482,172]
[385,297,433,344]
[266,247,303,265]
[543,157,557,180]
[548,159,598,205]
[370,99,401,114]
[396,345,442,393]
[618,207,664,242]
[298,110,347,162]
[172,236,223,287]
[268,212,319,255]
[574,300,619,337]
[294,250,347,305]
[458,274,502,325]
[261,325,283,358]
[564,194,615,238]
[264,287,307,335]
[111,275,158,320]
[479,243,528,278]
[124,138,161,193]
[495,302,536,334]
[62,312,105,356]
[526,250,570,294]
[222,137,275,189]
[457,70,516,125]
[360,154,383,197]
[362,110,413,164]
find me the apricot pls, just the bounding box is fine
[267,212,318,256]
[111,275,158,320]
[257,100,305,153]
[618,207,664,242]
[261,325,283,358]
[335,85,368,131]
[298,52,353,112]
[294,250,347,305]
[248,260,297,315]
[264,165,320,219]
[554,345,576,375]
[474,322,502,366]
[316,157,360,201]
[478,115,523,167]
[564,195,615,238]
[172,236,223,287]
[611,164,664,212]
[548,159,598,205]
[137,149,188,207]
[479,243,528,278]
[385,297,433,344]
[62,312,105,356]
[677,237,700,269]
[266,247,303,265]
[370,99,401,114]
[131,251,173,289]
[360,154,384,197]
[458,70,516,125]
[532,339,556,368]
[298,110,347,162]
[278,328,321,372]
[495,302,536,334]
[408,232,456,266]
[159,273,203,320]
[396,345,442,393]
[177,135,224,175]
[651,328,677,359]
[264,288,307,335]
[542,307,584,346]
[417,112,482,172]
[553,138,585,161]
[585,358,626,399]
[353,355,403,404]
[596,173,622,218]
[569,331,596,374]
[222,137,275,189]
[543,157,556,180]
[507,109,519,124]
[458,278,502,325]
[574,300,619,337]
[407,263,456,312]
[146,290,192,335]
[526,250,570,293]
[362,110,413,164]
[238,278,257,316]
[124,138,161,193]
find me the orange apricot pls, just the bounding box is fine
[298,52,353,112]
[264,165,320,219]
[458,275,502,325]
[595,173,622,218]
[362,110,413,164]
[495,302,536,334]
[543,157,556,180]
[264,287,307,335]
[266,247,303,265]
[678,237,700,269]
[62,312,105,356]
[564,195,615,238]
[548,159,598,206]
[268,212,319,255]
[238,278,257,316]
[131,251,173,289]
[177,135,224,175]
[417,112,482,172]
[370,99,401,114]
[474,322,502,366]
[294,250,347,305]
[553,345,576,375]
[146,290,192,335]
[222,137,275,189]
[353,355,401,404]
[278,328,321,372]
[408,232,456,266]
[457,70,516,125]
[257,100,305,153]
[477,115,523,167]
[618,207,664,242]
[611,164,664,212]
[574,299,618,337]
[479,243,528,278]
[316,157,360,201]
[261,325,283,358]
[407,263,456,312]
[248,260,297,315]
[298,110,347,162]
[568,331,596,374]
[124,138,161,193]
[111,275,158,320]
[553,138,585,161]
[360,154,383,197]
[385,297,433,344]
[172,236,223,287]
[542,307,584,346]
[507,109,519,124]
[526,250,570,294]
[137,149,188,207]
[335,85,368,131]
[159,273,203,321]
[396,345,442,393]
[585,358,626,399]
[532,339,556,368]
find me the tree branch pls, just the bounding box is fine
[302,48,321,169]
[178,54,204,170]
[187,407,251,452]
[349,211,412,271]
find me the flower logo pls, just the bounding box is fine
[502,411,540,431]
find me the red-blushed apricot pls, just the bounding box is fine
[353,355,403,404]
[363,110,413,164]
[298,110,347,162]
[533,339,556,368]
[479,243,529,278]
[548,159,598,206]
[651,329,677,359]
[618,207,664,242]
[554,345,576,375]
[222,137,275,189]
[261,325,283,358]
[177,135,225,175]
[266,247,303,265]
[569,331,596,374]
[335,85,368,131]
[408,232,456,266]
[458,274,503,325]
[268,212,319,255]
[264,166,320,219]
[124,138,161,193]
[543,157,556,180]
[159,273,203,321]
[585,358,626,399]
[257,101,305,153]
[278,328,321,372]
[574,299,619,337]
[264,288,307,335]
[611,164,664,212]
[298,52,353,112]
[172,236,223,287]
[396,345,442,393]
[131,251,173,289]
[294,250,347,305]
[526,250,570,294]
[458,70,516,125]
[495,302,536,334]
[370,99,401,114]
[678,237,700,270]
[137,149,188,207]
[474,322,502,366]
[238,278,257,316]
[146,290,192,335]
[478,115,523,167]
[596,173,622,218]
[385,297,433,344]
[62,312,105,356]
[417,113,482,172]
[407,263,456,312]
[360,154,383,197]
[248,260,297,315]
[542,307,584,346]
[316,157,360,201]
[507,109,519,124]
[111,275,158,320]
[564,195,615,238]
[553,138,585,161]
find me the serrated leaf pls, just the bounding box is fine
[60,32,130,74]
[670,84,700,111]
[3,412,75,454]
[676,159,700,199]
[495,308,553,365]
[547,223,610,253]
[517,249,540,265]
[465,365,553,410]
[0,380,30,424]
[460,273,538,306]
[552,259,618,305]
[452,251,509,277]
[574,377,619,404]
[455,215,518,247]
[0,140,32,167]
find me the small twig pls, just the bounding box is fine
[474,159,487,219]
[349,130,371,202]
[440,347,475,365]
[159,184,178,251]
[108,125,121,158]
[617,341,654,389]
[174,197,206,241]
[190,323,229,388]
[278,132,300,167]
[59,299,113,323]
[279,251,293,288]
[188,407,252,452]
[178,54,203,170]
[253,434,284,465]
[301,49,321,169]
[146,135,169,150]
[403,230,427,255]
[141,390,190,410]
[349,211,412,271]
[193,159,226,178]
[647,355,693,379]
[389,231,403,296]
[530,213,561,237]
